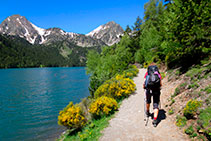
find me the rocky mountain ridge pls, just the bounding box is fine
[0,15,124,47]
[86,21,124,46]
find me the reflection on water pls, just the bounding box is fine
[0,67,90,141]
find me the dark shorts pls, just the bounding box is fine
[146,89,160,109]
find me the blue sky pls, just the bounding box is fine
[0,0,149,34]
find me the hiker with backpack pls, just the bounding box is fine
[143,62,162,127]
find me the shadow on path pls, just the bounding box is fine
[151,109,166,127]
[157,109,166,126]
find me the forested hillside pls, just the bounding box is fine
[0,34,101,68]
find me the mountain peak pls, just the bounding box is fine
[10,14,22,18]
[5,14,27,22]
[106,21,116,25]
[86,21,124,46]
[0,14,47,44]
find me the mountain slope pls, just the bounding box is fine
[86,21,124,46]
[0,34,102,68]
[0,15,123,47]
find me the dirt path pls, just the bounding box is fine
[100,69,189,141]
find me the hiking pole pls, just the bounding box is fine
[144,89,146,121]
[144,89,149,126]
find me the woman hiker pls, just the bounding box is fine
[143,62,162,127]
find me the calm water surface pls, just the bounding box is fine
[0,67,90,141]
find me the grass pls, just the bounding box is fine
[185,63,211,81]
[198,107,211,140]
[185,67,204,80]
[188,82,199,89]
[176,115,187,127]
[175,70,180,76]
[59,114,114,141]
[174,87,180,95]
[205,95,211,106]
[201,85,211,94]
[179,83,187,89]
[185,125,197,138]
[197,135,206,141]
[171,83,188,98]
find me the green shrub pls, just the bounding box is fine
[188,82,199,89]
[185,125,197,138]
[198,107,211,140]
[179,83,187,89]
[121,65,139,79]
[168,109,174,115]
[176,115,187,127]
[196,125,201,131]
[183,99,202,119]
[174,87,180,95]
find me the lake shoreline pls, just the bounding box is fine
[0,67,90,140]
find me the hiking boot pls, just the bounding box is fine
[152,119,158,127]
[146,111,150,117]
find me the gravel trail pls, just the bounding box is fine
[100,69,189,141]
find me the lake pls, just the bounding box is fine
[0,67,90,141]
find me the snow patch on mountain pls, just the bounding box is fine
[60,30,67,36]
[23,26,29,37]
[16,18,22,25]
[31,23,46,44]
[31,35,37,44]
[67,32,78,38]
[86,25,103,36]
[31,23,45,36]
[45,30,51,36]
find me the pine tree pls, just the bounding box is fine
[125,25,132,34]
[132,16,142,31]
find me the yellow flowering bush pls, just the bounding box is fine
[89,96,118,118]
[183,99,202,119]
[58,102,87,129]
[94,74,136,99]
[121,65,139,78]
